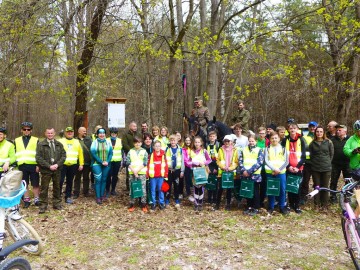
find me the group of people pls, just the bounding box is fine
[0,96,359,216]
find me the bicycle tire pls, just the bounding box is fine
[341,217,360,270]
[5,219,44,256]
[0,256,31,270]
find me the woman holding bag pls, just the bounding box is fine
[184,136,211,211]
[214,135,239,211]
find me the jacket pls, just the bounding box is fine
[309,139,334,172]
[343,134,360,169]
[122,130,138,154]
[331,136,350,166]
[36,139,66,173]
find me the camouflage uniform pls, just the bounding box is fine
[193,105,210,136]
[232,109,250,134]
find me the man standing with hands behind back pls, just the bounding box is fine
[36,128,66,214]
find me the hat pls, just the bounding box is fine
[97,128,106,135]
[194,96,202,103]
[223,135,233,142]
[266,123,277,130]
[308,121,318,127]
[335,124,347,129]
[287,118,295,124]
[65,127,74,132]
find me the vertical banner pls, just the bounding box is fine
[108,103,125,128]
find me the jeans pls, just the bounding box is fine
[150,177,164,205]
[60,164,78,199]
[92,164,111,199]
[267,173,286,209]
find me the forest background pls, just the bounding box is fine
[1,0,360,138]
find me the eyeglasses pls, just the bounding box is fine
[22,128,31,131]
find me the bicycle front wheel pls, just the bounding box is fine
[5,218,44,255]
[0,256,31,270]
[341,217,360,270]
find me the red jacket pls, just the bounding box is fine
[146,150,168,178]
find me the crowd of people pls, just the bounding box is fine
[0,98,359,216]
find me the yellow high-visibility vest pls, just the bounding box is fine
[0,140,15,172]
[148,153,166,177]
[107,138,122,162]
[165,146,182,170]
[59,138,84,166]
[15,136,38,165]
[265,146,286,174]
[128,148,147,175]
[242,147,261,174]
[217,147,238,177]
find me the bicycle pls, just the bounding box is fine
[308,178,360,269]
[0,169,43,256]
[0,239,38,269]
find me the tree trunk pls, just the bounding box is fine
[73,0,108,131]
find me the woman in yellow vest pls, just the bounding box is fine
[265,131,289,215]
[214,135,238,211]
[106,127,123,196]
[126,136,149,212]
[184,136,211,211]
[238,134,264,216]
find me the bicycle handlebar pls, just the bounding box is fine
[307,179,360,198]
[0,239,39,260]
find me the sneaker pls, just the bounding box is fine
[243,208,252,215]
[151,204,156,211]
[280,207,290,215]
[175,203,180,209]
[188,195,195,202]
[110,191,117,196]
[128,205,135,212]
[294,208,302,214]
[225,205,231,211]
[34,198,40,206]
[142,206,148,213]
[159,204,165,210]
[96,198,102,205]
[165,199,170,206]
[65,198,73,204]
[23,201,30,208]
[249,209,259,216]
[267,208,274,214]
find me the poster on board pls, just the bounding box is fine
[108,103,125,128]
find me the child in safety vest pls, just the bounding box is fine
[158,126,170,150]
[238,134,264,216]
[164,135,184,209]
[265,131,289,215]
[205,131,220,204]
[214,134,238,211]
[126,136,149,213]
[184,136,211,211]
[182,135,194,198]
[146,140,168,211]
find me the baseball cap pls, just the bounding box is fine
[65,127,74,132]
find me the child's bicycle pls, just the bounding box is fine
[0,239,38,269]
[0,169,43,256]
[308,178,360,269]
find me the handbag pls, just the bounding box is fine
[193,167,208,185]
[205,174,218,190]
[266,176,280,196]
[286,174,302,194]
[130,180,144,198]
[0,170,23,197]
[240,178,254,198]
[221,171,234,189]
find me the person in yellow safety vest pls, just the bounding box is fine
[59,126,84,204]
[214,134,238,211]
[206,131,220,204]
[106,127,123,196]
[281,123,306,214]
[164,134,184,209]
[0,127,16,173]
[14,122,40,208]
[299,121,317,204]
[126,136,148,213]
[238,134,264,216]
[265,131,289,215]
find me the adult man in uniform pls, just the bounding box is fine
[14,122,40,208]
[73,127,92,198]
[192,96,210,136]
[59,127,84,204]
[231,99,250,135]
[36,128,66,213]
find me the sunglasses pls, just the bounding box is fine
[22,128,31,131]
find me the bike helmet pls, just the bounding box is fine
[287,118,295,124]
[21,122,33,129]
[0,127,6,134]
[353,120,360,131]
[109,127,118,133]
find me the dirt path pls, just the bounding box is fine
[15,173,353,269]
